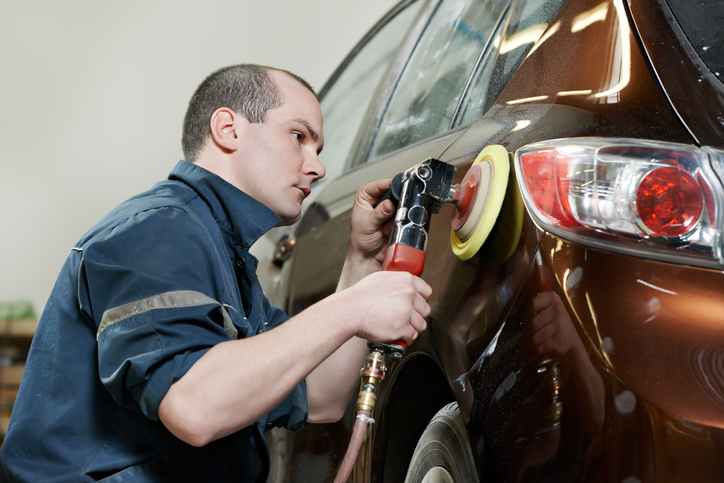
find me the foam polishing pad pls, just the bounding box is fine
[451,145,510,260]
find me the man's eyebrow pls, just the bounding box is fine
[294,118,323,154]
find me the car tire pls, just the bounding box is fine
[403,402,480,483]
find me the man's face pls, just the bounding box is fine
[234,71,326,226]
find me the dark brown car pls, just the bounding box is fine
[254,0,724,481]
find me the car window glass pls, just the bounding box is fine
[458,0,568,124]
[317,1,423,184]
[665,0,723,81]
[366,0,511,163]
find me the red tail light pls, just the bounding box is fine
[636,166,702,237]
[515,139,724,268]
[518,149,577,227]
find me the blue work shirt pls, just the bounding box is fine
[0,160,308,482]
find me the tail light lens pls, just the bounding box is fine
[514,138,724,268]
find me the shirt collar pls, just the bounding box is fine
[168,160,281,249]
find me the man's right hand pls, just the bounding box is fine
[301,267,431,423]
[338,270,431,346]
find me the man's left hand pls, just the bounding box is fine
[348,178,396,265]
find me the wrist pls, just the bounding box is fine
[312,290,365,341]
[337,252,383,292]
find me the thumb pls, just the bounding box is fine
[376,199,396,222]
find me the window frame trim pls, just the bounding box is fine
[450,0,515,129]
[346,0,444,170]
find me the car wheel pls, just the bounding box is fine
[404,402,480,483]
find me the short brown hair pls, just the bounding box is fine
[181,64,316,162]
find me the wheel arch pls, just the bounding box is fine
[377,352,457,482]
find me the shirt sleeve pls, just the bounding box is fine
[80,206,235,421]
[264,379,308,432]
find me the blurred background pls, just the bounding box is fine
[0,0,393,315]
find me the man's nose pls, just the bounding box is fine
[306,152,326,181]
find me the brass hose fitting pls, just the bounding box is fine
[356,349,387,414]
[335,349,390,482]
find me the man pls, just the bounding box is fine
[0,64,431,482]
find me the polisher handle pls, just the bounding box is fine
[382,243,426,276]
[380,243,427,352]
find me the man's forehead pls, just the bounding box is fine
[271,70,317,104]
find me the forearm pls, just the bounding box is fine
[159,294,356,446]
[304,335,370,422]
[304,252,386,421]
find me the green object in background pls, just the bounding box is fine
[0,301,36,320]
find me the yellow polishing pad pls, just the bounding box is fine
[451,145,510,260]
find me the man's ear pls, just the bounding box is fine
[209,108,240,152]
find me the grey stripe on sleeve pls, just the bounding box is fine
[97,290,238,340]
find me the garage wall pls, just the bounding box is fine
[0,0,394,313]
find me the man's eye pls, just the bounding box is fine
[292,132,304,141]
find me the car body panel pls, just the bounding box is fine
[628,0,724,147]
[262,0,724,480]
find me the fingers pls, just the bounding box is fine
[530,291,575,356]
[531,291,564,330]
[392,273,430,323]
[365,178,393,200]
[411,274,433,300]
[536,339,556,357]
[413,292,431,320]
[400,311,428,345]
[375,199,396,225]
[364,179,395,224]
[348,179,396,260]
[402,278,430,344]
[531,302,556,330]
[357,178,392,208]
[533,291,557,312]
[403,278,430,344]
[532,318,556,346]
[356,179,396,225]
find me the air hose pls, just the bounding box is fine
[335,410,371,481]
[334,348,388,483]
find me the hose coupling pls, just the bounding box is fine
[356,349,387,414]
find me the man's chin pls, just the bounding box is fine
[276,211,302,227]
